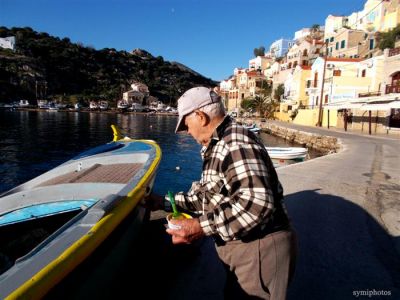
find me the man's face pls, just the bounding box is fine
[184,111,203,144]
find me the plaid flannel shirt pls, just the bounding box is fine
[174,116,286,241]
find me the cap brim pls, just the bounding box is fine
[175,115,187,133]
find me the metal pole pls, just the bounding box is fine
[317,42,329,127]
[327,109,330,129]
[369,110,372,135]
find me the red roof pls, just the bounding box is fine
[300,65,312,70]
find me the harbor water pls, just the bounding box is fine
[0,110,321,196]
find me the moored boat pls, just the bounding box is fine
[243,123,261,133]
[265,146,308,167]
[0,125,161,299]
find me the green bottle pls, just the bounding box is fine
[168,191,183,219]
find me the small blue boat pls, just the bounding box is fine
[243,123,261,134]
[0,125,161,299]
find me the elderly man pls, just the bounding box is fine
[148,86,297,299]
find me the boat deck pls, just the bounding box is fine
[39,163,144,186]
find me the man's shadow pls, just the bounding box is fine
[285,190,400,300]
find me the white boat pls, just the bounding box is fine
[129,103,146,112]
[89,101,98,110]
[0,125,161,299]
[117,100,129,110]
[265,147,308,167]
[99,101,109,110]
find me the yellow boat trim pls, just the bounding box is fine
[6,139,161,300]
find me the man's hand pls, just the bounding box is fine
[166,218,205,244]
[144,192,165,211]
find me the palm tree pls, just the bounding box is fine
[246,94,279,118]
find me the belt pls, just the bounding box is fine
[214,220,291,247]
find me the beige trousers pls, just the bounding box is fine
[215,229,297,300]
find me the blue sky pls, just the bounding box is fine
[1,0,366,81]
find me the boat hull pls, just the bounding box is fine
[265,147,308,168]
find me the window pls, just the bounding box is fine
[361,69,366,77]
[293,61,298,68]
[325,38,329,44]
[341,40,346,49]
[316,96,319,106]
[303,49,308,56]
[333,70,341,76]
[324,95,329,104]
[336,42,339,50]
[330,37,334,42]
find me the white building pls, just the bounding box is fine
[0,36,16,51]
[249,56,272,71]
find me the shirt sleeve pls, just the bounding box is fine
[173,181,205,214]
[198,143,276,241]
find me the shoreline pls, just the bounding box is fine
[0,106,179,116]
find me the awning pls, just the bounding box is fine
[337,103,364,109]
[388,101,400,108]
[361,103,392,110]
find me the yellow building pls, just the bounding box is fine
[283,65,312,107]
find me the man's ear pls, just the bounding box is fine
[195,110,210,127]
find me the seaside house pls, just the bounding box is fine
[248,55,272,72]
[275,65,312,122]
[306,57,366,108]
[122,82,150,105]
[382,47,400,94]
[324,27,372,59]
[269,38,296,58]
[0,36,15,51]
[324,1,397,34]
[220,76,236,110]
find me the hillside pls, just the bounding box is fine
[0,27,217,105]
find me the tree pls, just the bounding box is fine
[253,46,265,57]
[243,93,279,119]
[377,25,400,50]
[274,84,284,101]
[310,24,322,40]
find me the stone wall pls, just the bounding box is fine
[261,123,340,154]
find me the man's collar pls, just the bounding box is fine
[210,115,232,142]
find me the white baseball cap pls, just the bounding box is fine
[175,87,221,133]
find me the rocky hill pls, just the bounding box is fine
[0,27,217,105]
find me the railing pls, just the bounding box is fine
[358,91,381,98]
[388,47,400,57]
[385,84,400,94]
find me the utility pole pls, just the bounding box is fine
[317,41,329,127]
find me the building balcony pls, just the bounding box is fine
[385,84,400,94]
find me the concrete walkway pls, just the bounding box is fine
[132,122,400,300]
[269,121,400,299]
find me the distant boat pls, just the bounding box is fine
[243,123,261,134]
[265,147,308,167]
[89,101,98,110]
[19,100,30,107]
[0,125,161,299]
[99,101,109,110]
[117,100,129,110]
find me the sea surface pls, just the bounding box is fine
[0,110,319,195]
